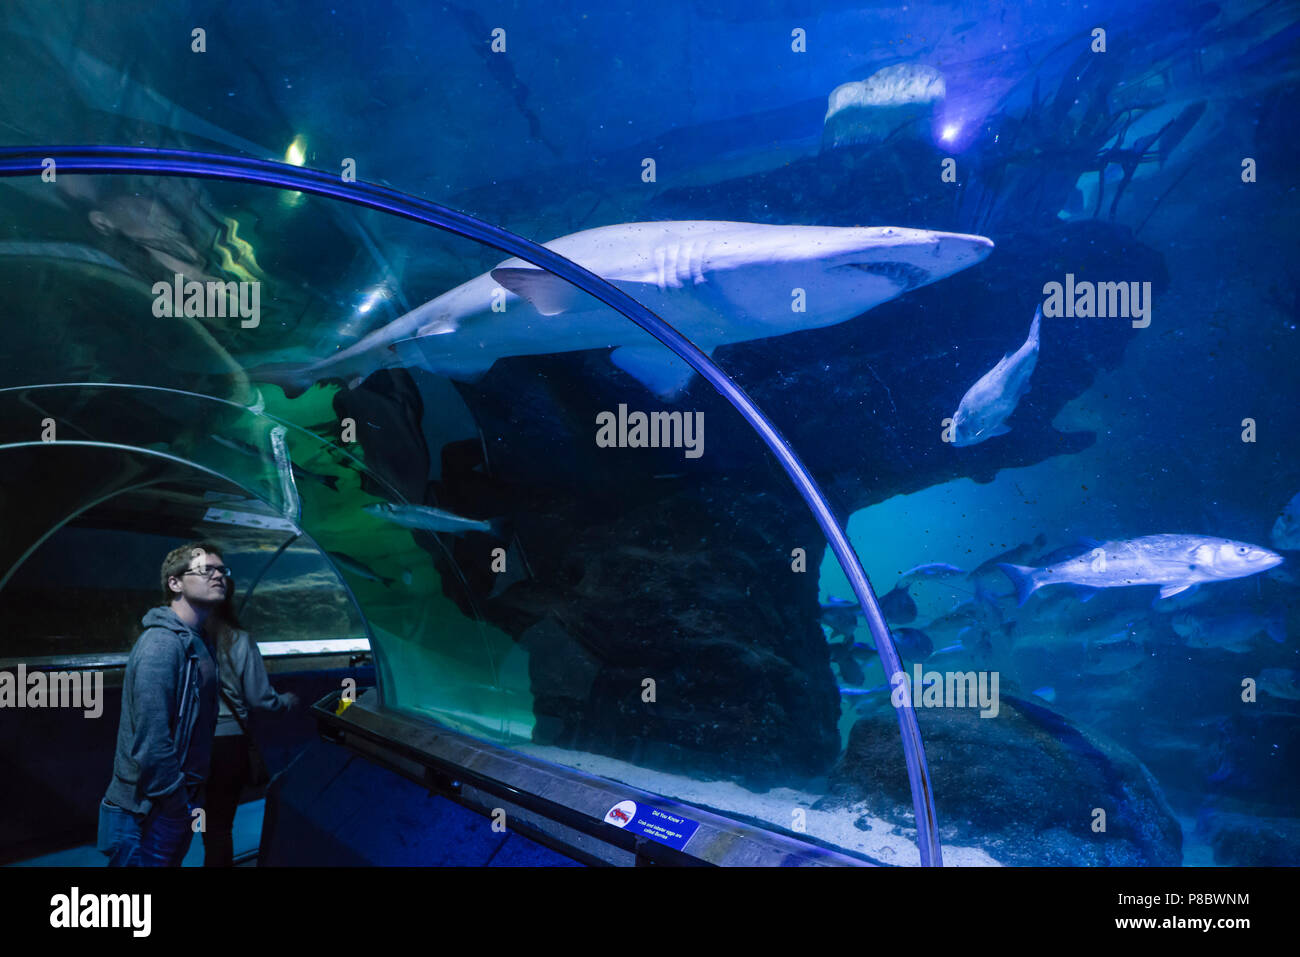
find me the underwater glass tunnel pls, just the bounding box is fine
[1,0,1298,869]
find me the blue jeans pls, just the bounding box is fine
[98,796,194,867]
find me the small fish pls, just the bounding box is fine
[1032,686,1056,703]
[211,434,340,492]
[1256,668,1300,700]
[820,597,860,641]
[998,534,1283,605]
[892,627,934,660]
[327,551,395,587]
[830,640,867,685]
[1172,608,1286,651]
[922,590,1002,646]
[364,502,503,537]
[857,628,934,661]
[880,584,917,624]
[899,562,966,583]
[950,306,1040,446]
[968,533,1047,587]
[841,675,939,698]
[1082,631,1149,675]
[1271,491,1300,550]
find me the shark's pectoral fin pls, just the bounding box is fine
[492,267,666,316]
[985,424,1012,438]
[1158,583,1196,599]
[490,268,587,316]
[610,344,707,399]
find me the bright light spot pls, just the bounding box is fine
[941,124,959,142]
[357,286,389,315]
[284,135,307,166]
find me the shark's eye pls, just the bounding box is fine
[1237,547,1248,555]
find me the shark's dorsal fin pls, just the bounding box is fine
[610,344,709,399]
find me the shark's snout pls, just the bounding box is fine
[934,232,994,263]
[920,231,994,280]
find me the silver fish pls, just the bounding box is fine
[951,306,1040,446]
[364,503,500,537]
[998,534,1284,605]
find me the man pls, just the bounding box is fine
[97,542,226,866]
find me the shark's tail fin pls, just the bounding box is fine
[997,563,1041,607]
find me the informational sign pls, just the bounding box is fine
[202,506,299,532]
[604,800,700,851]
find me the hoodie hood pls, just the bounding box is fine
[142,605,205,646]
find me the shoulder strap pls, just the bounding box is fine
[175,641,192,728]
[217,683,252,736]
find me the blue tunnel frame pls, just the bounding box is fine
[0,145,944,865]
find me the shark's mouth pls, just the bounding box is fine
[838,261,931,290]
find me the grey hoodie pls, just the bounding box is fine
[215,629,293,736]
[104,606,218,816]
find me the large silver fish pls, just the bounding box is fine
[998,534,1283,604]
[950,306,1041,446]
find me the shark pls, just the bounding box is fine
[259,220,994,399]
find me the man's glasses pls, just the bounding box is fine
[182,565,232,580]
